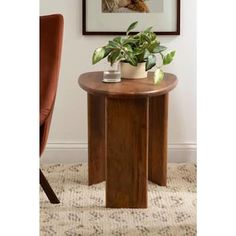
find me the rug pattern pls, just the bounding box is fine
[40,163,196,236]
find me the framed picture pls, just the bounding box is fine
[82,0,180,35]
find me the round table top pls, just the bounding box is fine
[79,71,177,97]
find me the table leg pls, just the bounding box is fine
[105,97,148,208]
[148,94,168,186]
[87,94,105,185]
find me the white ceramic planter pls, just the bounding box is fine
[120,62,147,79]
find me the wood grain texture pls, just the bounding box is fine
[79,72,178,208]
[88,94,105,185]
[79,72,177,98]
[105,97,148,208]
[148,94,169,186]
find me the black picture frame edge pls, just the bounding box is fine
[82,0,180,36]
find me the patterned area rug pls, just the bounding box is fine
[40,163,196,236]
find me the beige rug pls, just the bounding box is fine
[40,163,196,236]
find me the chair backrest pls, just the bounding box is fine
[40,14,64,155]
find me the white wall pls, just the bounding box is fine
[40,0,196,164]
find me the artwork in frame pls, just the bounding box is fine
[82,0,180,35]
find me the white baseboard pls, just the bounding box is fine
[41,142,196,164]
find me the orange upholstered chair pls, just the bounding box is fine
[40,14,64,203]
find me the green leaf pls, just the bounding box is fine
[151,32,157,41]
[132,32,141,39]
[123,38,138,45]
[123,44,133,52]
[143,49,151,60]
[154,68,164,84]
[144,26,153,32]
[108,50,121,66]
[126,21,138,35]
[153,45,167,53]
[133,48,143,55]
[124,52,138,66]
[108,40,119,48]
[103,46,113,58]
[163,51,176,65]
[146,32,157,41]
[141,33,151,44]
[148,41,160,53]
[146,54,156,71]
[113,36,123,44]
[92,47,105,64]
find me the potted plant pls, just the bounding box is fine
[92,21,175,84]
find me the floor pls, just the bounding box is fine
[40,163,196,236]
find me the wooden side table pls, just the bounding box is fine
[79,71,177,208]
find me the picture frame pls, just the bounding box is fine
[82,0,180,35]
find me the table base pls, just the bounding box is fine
[87,94,168,208]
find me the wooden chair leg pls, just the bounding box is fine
[40,169,60,204]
